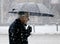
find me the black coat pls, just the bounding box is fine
[9,19,32,44]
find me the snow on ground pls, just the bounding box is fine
[0,34,60,44]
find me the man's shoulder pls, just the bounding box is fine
[10,19,22,29]
[9,19,18,28]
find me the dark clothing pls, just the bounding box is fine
[9,19,32,44]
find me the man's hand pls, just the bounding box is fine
[27,26,32,31]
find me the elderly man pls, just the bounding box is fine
[9,11,32,44]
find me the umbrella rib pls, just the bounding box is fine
[35,3,40,13]
[35,3,43,16]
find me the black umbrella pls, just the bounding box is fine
[9,3,54,17]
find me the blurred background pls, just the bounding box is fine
[0,0,60,44]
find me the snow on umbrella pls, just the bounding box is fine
[9,2,54,17]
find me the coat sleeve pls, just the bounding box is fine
[9,23,18,44]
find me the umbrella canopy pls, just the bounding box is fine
[9,2,54,17]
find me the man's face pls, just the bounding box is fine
[20,13,29,24]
